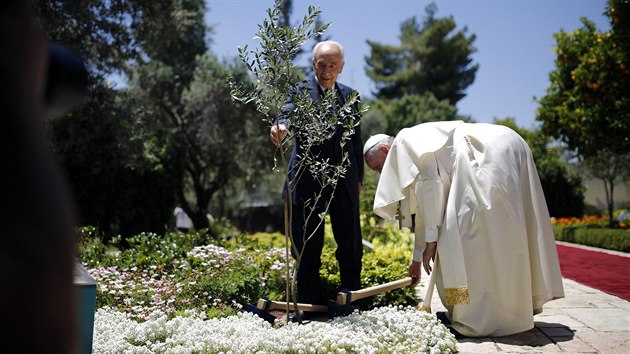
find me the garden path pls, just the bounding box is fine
[417,242,630,353]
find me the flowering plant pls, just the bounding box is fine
[88,242,289,320]
[93,305,457,353]
[551,214,610,228]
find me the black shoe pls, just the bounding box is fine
[288,310,311,323]
[436,311,451,326]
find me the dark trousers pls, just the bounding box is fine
[290,184,363,304]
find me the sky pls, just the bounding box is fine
[205,0,610,130]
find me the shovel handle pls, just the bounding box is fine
[256,299,328,313]
[336,277,414,305]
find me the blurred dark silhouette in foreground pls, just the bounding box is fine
[0,1,88,353]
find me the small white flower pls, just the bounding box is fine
[93,306,456,353]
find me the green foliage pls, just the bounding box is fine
[360,109,389,143]
[35,0,141,76]
[584,203,603,215]
[494,118,585,217]
[360,213,409,245]
[177,54,273,229]
[360,169,380,218]
[362,242,418,308]
[609,0,630,59]
[536,2,630,223]
[78,227,288,320]
[536,1,630,159]
[186,251,267,307]
[38,1,215,238]
[111,232,190,269]
[131,0,207,78]
[79,229,204,269]
[230,232,289,250]
[537,157,585,218]
[78,216,420,321]
[580,150,630,225]
[369,93,468,136]
[230,2,328,119]
[127,2,233,231]
[48,84,175,240]
[41,0,270,236]
[76,226,110,268]
[319,217,418,308]
[365,3,478,104]
[554,226,630,252]
[207,217,242,241]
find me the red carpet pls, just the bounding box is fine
[556,243,630,301]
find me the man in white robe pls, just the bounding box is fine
[363,121,565,337]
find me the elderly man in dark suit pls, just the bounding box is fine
[270,40,364,306]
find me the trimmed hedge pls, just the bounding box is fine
[553,226,630,252]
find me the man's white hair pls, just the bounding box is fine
[312,40,345,63]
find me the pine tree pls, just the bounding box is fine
[365,3,478,104]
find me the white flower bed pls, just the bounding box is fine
[93,305,457,353]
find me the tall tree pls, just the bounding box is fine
[365,3,478,104]
[128,0,270,230]
[35,1,140,76]
[536,0,629,223]
[537,7,629,157]
[36,1,181,238]
[581,151,630,222]
[47,85,175,239]
[169,54,271,229]
[39,0,270,235]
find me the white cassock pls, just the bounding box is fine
[373,121,565,337]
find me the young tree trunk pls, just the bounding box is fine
[606,178,615,227]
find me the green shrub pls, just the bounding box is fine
[79,218,422,322]
[554,226,630,252]
[77,227,212,269]
[108,231,209,271]
[361,214,408,245]
[188,255,265,307]
[319,225,417,310]
[251,218,418,309]
[221,231,287,250]
[77,226,110,268]
[584,203,603,215]
[208,217,242,241]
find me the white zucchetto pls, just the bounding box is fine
[363,134,389,155]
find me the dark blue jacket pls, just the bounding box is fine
[277,77,364,205]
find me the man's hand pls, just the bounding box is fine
[422,241,437,274]
[270,124,288,147]
[408,260,421,286]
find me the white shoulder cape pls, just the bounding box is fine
[374,120,463,219]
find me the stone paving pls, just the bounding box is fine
[417,243,630,353]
